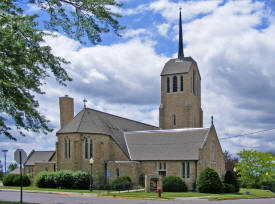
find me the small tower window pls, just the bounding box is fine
[172,114,176,126]
[180,76,184,91]
[193,70,196,94]
[166,77,170,93]
[173,76,177,92]
[190,76,193,93]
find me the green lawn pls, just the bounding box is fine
[0,186,106,194]
[103,188,275,200]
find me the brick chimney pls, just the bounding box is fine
[59,95,74,128]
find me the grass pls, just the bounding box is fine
[206,188,275,200]
[0,186,106,194]
[102,188,275,200]
[0,202,34,204]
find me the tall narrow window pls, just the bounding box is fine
[64,137,70,159]
[180,76,184,91]
[84,138,88,159]
[116,168,120,177]
[211,140,216,169]
[173,76,177,92]
[182,162,185,178]
[89,139,93,158]
[193,70,196,94]
[190,76,193,93]
[172,114,176,126]
[64,138,68,159]
[187,162,190,178]
[166,77,170,93]
[68,138,71,158]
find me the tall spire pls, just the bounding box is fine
[178,8,184,60]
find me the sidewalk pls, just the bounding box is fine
[0,188,99,197]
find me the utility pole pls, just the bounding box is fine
[2,150,8,176]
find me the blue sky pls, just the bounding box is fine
[1,0,275,169]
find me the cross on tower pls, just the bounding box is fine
[83,98,87,108]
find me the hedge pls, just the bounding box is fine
[198,168,223,193]
[163,176,187,192]
[224,170,240,193]
[54,170,74,188]
[112,176,132,190]
[73,171,90,189]
[3,174,31,186]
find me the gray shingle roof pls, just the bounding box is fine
[160,57,201,77]
[125,128,210,161]
[24,150,55,166]
[57,108,158,157]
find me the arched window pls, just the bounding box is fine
[116,168,120,177]
[166,77,170,93]
[180,76,184,91]
[84,138,88,159]
[64,137,70,159]
[193,70,196,94]
[172,114,176,126]
[89,139,93,158]
[173,76,177,92]
[182,162,185,178]
[211,140,216,169]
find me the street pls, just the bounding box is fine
[0,191,275,204]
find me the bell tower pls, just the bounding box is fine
[159,10,203,129]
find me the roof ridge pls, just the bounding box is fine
[85,108,158,128]
[57,109,85,133]
[77,109,86,132]
[125,127,209,134]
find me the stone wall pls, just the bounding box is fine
[56,132,129,182]
[33,162,56,179]
[140,161,197,191]
[107,161,141,185]
[159,63,202,129]
[198,126,225,178]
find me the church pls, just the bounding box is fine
[24,11,225,191]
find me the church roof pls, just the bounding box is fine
[57,108,158,157]
[124,127,210,161]
[24,150,55,166]
[160,57,199,76]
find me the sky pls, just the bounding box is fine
[1,0,275,169]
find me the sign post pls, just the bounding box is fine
[14,149,27,204]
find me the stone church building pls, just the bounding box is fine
[24,11,225,190]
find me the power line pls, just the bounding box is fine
[220,127,275,140]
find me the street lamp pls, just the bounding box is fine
[2,150,8,176]
[89,158,94,191]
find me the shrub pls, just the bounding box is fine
[224,170,240,192]
[224,183,235,193]
[35,171,49,188]
[112,176,132,190]
[12,175,31,187]
[73,171,90,189]
[3,174,18,186]
[139,173,145,187]
[55,170,74,188]
[198,168,223,193]
[46,172,56,188]
[163,176,187,192]
[261,180,275,192]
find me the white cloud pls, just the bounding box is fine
[157,23,170,37]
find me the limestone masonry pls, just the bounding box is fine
[23,10,225,191]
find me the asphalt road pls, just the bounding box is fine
[0,191,275,204]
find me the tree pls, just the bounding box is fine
[236,150,275,187]
[0,0,124,140]
[197,168,224,193]
[7,163,18,173]
[223,150,239,172]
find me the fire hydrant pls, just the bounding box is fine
[157,187,162,198]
